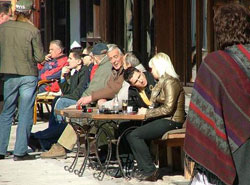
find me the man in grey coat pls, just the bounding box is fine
[0,0,44,161]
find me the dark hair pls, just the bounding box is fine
[213,3,250,50]
[0,3,11,14]
[123,67,140,84]
[69,47,83,60]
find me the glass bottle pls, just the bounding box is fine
[113,94,119,114]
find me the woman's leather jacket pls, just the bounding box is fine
[146,73,185,123]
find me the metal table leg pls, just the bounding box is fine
[93,121,117,181]
[116,126,138,179]
[64,121,82,173]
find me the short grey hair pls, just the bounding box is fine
[107,44,123,54]
[50,40,64,51]
[124,52,140,67]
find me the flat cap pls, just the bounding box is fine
[92,43,108,55]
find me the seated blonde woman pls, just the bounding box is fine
[125,52,185,181]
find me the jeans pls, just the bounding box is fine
[0,75,37,156]
[48,97,77,127]
[53,97,77,124]
[33,97,77,150]
[126,118,183,173]
[47,96,61,127]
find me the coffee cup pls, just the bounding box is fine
[127,106,133,113]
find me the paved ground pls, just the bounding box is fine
[0,120,190,185]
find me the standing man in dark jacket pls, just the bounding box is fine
[0,0,44,161]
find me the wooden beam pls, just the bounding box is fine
[207,0,214,52]
[100,0,108,42]
[93,3,100,38]
[133,0,140,53]
[33,0,40,29]
[196,0,203,71]
[182,0,191,85]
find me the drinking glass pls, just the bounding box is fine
[122,100,128,114]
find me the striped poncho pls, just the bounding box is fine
[184,44,250,185]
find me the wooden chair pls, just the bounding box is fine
[33,80,61,124]
[154,128,194,179]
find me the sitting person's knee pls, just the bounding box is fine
[126,131,137,142]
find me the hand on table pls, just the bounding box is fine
[77,96,92,106]
[97,99,107,107]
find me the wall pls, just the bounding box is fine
[70,0,81,46]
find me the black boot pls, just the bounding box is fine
[28,135,42,152]
[13,153,36,161]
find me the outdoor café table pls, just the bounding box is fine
[56,108,145,180]
[55,108,94,176]
[91,113,145,179]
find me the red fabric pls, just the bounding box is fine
[238,44,250,61]
[39,56,68,80]
[90,64,99,81]
[37,63,44,70]
[38,55,68,92]
[45,81,60,92]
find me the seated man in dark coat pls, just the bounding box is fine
[29,47,91,151]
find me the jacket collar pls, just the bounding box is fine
[112,66,124,78]
[98,55,109,66]
[54,54,67,60]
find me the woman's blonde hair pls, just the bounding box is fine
[149,52,179,79]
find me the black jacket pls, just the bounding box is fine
[128,71,156,111]
[59,64,92,100]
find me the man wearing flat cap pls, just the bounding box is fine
[77,44,125,106]
[0,0,44,161]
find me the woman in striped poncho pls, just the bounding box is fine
[184,3,250,185]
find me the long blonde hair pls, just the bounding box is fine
[149,52,179,79]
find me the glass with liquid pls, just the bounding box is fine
[122,100,128,114]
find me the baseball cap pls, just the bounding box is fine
[15,0,33,12]
[92,43,108,55]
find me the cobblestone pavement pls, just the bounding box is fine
[0,121,190,185]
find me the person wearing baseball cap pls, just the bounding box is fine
[15,0,35,24]
[0,0,44,161]
[15,0,34,12]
